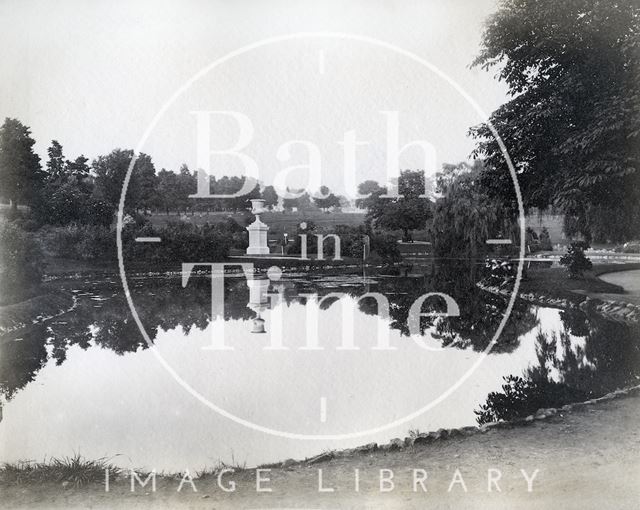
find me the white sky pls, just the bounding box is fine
[0,0,509,195]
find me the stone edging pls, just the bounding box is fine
[0,293,78,336]
[288,384,640,468]
[476,281,640,325]
[578,297,640,324]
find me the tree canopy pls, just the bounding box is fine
[359,170,432,241]
[470,0,640,242]
[0,118,43,210]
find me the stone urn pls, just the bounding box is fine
[246,199,270,255]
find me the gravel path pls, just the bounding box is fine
[3,391,639,509]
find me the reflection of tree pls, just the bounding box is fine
[0,276,255,401]
[0,325,48,400]
[475,314,640,424]
[342,262,537,353]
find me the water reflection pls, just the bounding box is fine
[0,265,638,469]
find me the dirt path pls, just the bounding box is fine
[2,391,639,509]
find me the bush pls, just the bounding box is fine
[475,375,585,425]
[219,217,248,250]
[39,225,85,258]
[122,222,232,264]
[616,240,640,253]
[32,183,115,227]
[37,222,234,264]
[559,241,592,278]
[538,227,552,250]
[0,223,44,303]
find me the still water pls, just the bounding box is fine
[1,267,638,471]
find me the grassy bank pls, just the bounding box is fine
[517,262,640,301]
[0,292,75,335]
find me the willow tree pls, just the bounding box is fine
[470,0,640,243]
[431,161,517,263]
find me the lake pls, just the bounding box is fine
[1,265,638,472]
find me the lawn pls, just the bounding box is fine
[147,210,435,242]
[147,210,366,237]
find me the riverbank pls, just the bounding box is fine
[0,293,76,336]
[479,262,640,324]
[2,387,639,509]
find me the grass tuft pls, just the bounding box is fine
[0,454,118,487]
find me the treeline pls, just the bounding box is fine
[0,120,347,226]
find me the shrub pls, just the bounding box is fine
[370,233,401,263]
[474,375,585,425]
[122,222,232,264]
[0,223,44,303]
[616,240,640,253]
[39,225,85,258]
[75,225,116,260]
[538,227,552,251]
[559,241,592,278]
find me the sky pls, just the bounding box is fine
[0,0,510,196]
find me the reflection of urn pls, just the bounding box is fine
[247,278,270,334]
[251,317,266,334]
[246,199,270,256]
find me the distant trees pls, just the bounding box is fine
[0,118,43,211]
[261,185,279,210]
[282,189,315,212]
[33,140,111,226]
[470,0,640,243]
[313,185,341,211]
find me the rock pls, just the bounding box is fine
[307,452,334,465]
[412,434,433,446]
[388,438,404,450]
[281,458,296,468]
[460,426,479,436]
[525,415,534,422]
[435,428,449,439]
[356,443,378,454]
[447,428,463,438]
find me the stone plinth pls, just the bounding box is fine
[246,217,270,255]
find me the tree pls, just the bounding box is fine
[282,189,314,212]
[470,0,640,243]
[0,118,42,211]
[136,155,158,212]
[67,155,91,186]
[261,185,279,210]
[431,161,516,262]
[360,170,432,242]
[355,180,385,210]
[156,169,181,214]
[313,185,341,211]
[559,241,593,278]
[45,140,66,182]
[93,149,156,214]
